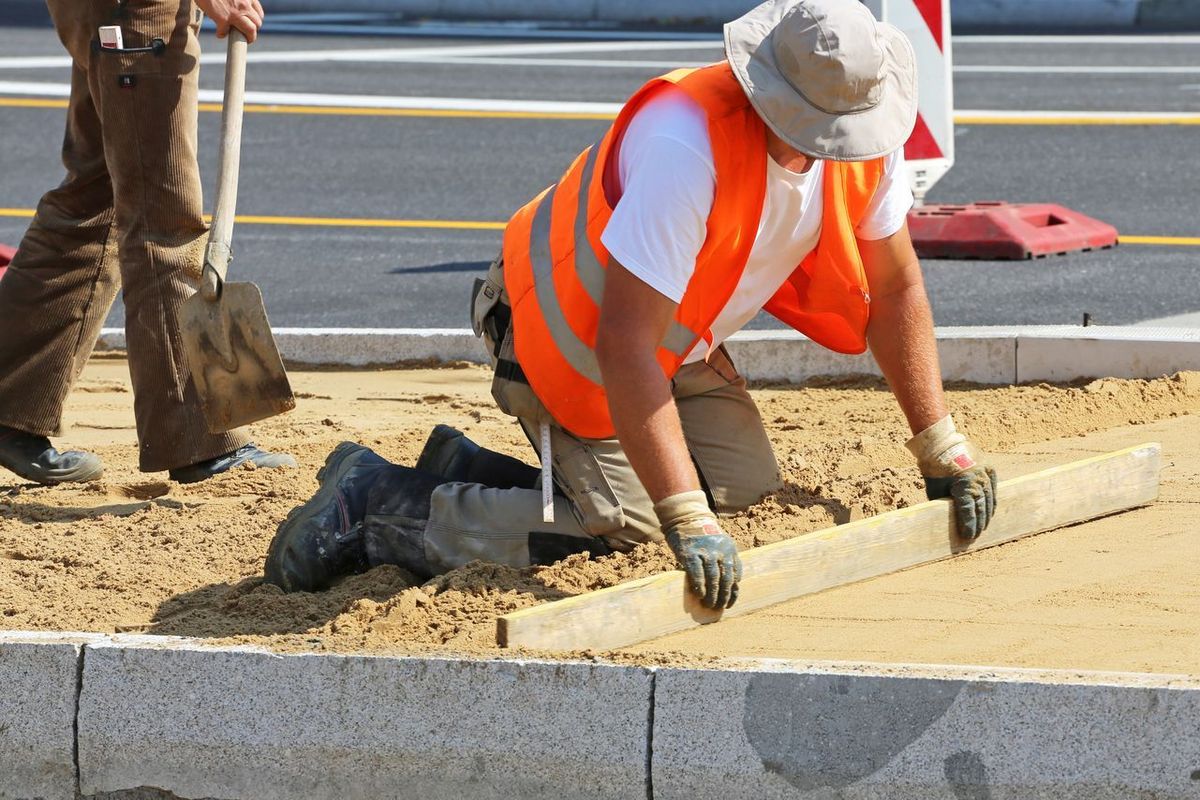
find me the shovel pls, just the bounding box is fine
[181,30,295,433]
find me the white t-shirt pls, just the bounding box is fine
[600,87,914,364]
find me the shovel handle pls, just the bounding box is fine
[201,30,248,301]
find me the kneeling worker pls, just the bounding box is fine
[264,0,998,607]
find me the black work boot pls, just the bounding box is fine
[169,443,297,484]
[416,424,539,490]
[264,442,400,592]
[0,426,103,485]
[360,465,448,580]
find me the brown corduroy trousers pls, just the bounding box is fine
[0,0,250,471]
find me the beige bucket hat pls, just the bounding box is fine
[725,0,918,161]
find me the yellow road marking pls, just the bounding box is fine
[0,97,610,120]
[1119,235,1200,246]
[0,208,506,230]
[2,97,1200,125]
[232,103,614,120]
[0,98,66,110]
[235,214,506,230]
[2,208,1198,244]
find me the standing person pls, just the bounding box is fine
[265,0,998,608]
[0,0,294,485]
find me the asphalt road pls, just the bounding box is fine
[1,13,1198,329]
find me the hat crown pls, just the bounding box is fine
[771,0,886,114]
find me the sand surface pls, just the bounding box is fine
[1,355,1198,672]
[625,416,1200,674]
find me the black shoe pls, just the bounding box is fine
[415,424,480,480]
[0,426,103,485]
[415,424,539,490]
[168,443,296,484]
[264,442,396,592]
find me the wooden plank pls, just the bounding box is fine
[498,443,1162,651]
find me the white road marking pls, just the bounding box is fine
[3,51,1197,76]
[0,56,70,69]
[252,24,1200,45]
[259,13,397,23]
[0,80,625,114]
[0,40,721,71]
[953,34,1200,44]
[385,55,710,69]
[1,81,1195,123]
[957,65,1200,75]
[957,109,1200,122]
[261,22,719,41]
[235,39,721,63]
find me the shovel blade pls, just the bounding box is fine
[180,281,296,433]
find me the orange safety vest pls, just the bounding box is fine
[502,63,885,440]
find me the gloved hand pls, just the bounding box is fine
[655,490,742,609]
[907,415,998,541]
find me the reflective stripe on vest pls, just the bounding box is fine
[527,141,703,386]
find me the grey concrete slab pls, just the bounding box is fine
[0,632,98,800]
[77,637,653,800]
[723,329,1017,384]
[1016,326,1200,381]
[653,662,1200,800]
[1136,310,1200,327]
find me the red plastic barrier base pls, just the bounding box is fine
[0,243,14,281]
[908,202,1119,260]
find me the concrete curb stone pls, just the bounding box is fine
[95,325,1200,385]
[722,328,1021,384]
[652,663,1200,799]
[76,636,654,800]
[0,632,102,800]
[1015,326,1200,382]
[4,637,1200,797]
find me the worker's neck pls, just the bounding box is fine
[765,129,815,174]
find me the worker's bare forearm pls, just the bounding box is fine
[596,260,701,503]
[867,282,948,435]
[597,347,700,502]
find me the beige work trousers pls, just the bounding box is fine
[417,260,782,575]
[0,0,249,471]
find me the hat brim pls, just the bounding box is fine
[724,6,918,162]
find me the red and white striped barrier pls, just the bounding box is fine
[863,0,954,202]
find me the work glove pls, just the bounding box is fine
[907,415,998,541]
[655,490,742,610]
